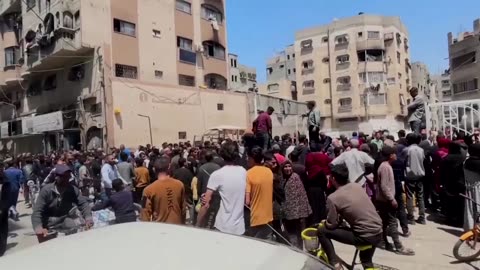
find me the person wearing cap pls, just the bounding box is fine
[407,87,426,134]
[376,146,414,256]
[31,164,93,243]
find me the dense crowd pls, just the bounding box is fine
[1,95,480,269]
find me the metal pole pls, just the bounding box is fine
[138,114,153,146]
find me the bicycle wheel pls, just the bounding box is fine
[453,231,480,262]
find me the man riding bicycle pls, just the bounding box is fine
[31,164,93,243]
[317,164,382,270]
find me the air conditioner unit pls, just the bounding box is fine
[195,44,204,53]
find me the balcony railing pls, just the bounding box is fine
[179,49,196,65]
[338,105,353,113]
[301,67,314,75]
[337,84,351,91]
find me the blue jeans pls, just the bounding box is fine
[255,132,270,150]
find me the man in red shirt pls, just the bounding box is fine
[253,106,274,150]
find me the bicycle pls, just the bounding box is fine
[453,194,480,262]
[301,225,398,270]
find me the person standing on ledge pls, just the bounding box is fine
[407,87,425,134]
[303,101,321,147]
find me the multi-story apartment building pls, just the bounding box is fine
[448,18,480,101]
[294,14,411,133]
[228,53,257,92]
[411,62,431,100]
[259,45,298,100]
[432,71,452,102]
[0,0,253,154]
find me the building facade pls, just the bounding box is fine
[0,0,259,154]
[228,53,257,92]
[293,14,412,134]
[432,71,452,102]
[411,62,431,100]
[447,18,480,101]
[258,45,298,101]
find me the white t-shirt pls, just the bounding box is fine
[207,165,247,235]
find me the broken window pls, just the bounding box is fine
[201,4,223,23]
[44,74,57,91]
[452,51,476,69]
[302,60,314,69]
[335,34,349,45]
[203,41,225,60]
[357,49,383,62]
[68,64,85,81]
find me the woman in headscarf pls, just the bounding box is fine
[281,160,312,248]
[440,142,466,227]
[464,143,480,231]
[304,143,331,224]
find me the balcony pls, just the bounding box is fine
[0,0,20,16]
[338,105,353,113]
[337,84,351,92]
[301,66,314,75]
[26,27,90,71]
[357,61,384,73]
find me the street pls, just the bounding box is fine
[2,196,478,270]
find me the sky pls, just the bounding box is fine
[226,0,480,83]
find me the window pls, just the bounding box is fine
[358,32,363,38]
[452,52,476,69]
[217,103,224,111]
[335,34,348,45]
[453,78,478,94]
[44,74,57,91]
[178,74,195,86]
[288,69,291,75]
[68,64,85,81]
[357,49,383,62]
[46,0,51,11]
[302,60,314,69]
[178,37,193,50]
[4,47,18,66]
[287,55,290,60]
[359,72,384,83]
[230,58,234,67]
[63,11,74,29]
[323,78,331,83]
[178,132,187,140]
[201,4,223,23]
[178,37,196,64]
[336,54,350,64]
[322,57,329,63]
[176,0,191,14]
[387,77,396,84]
[303,80,315,89]
[292,53,295,58]
[115,64,137,79]
[152,29,161,38]
[367,31,380,39]
[267,83,279,92]
[155,70,163,79]
[324,99,331,104]
[26,0,35,9]
[397,52,401,64]
[113,19,135,36]
[231,75,238,82]
[322,36,328,43]
[279,64,285,69]
[267,67,273,75]
[301,39,313,48]
[205,74,227,90]
[203,41,225,60]
[338,76,350,84]
[234,59,237,67]
[74,11,80,28]
[339,98,352,107]
[441,80,450,87]
[293,68,296,73]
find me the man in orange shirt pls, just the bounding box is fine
[245,146,273,239]
[140,157,185,224]
[134,158,150,203]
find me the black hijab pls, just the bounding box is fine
[465,143,480,174]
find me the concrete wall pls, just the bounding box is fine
[110,79,249,147]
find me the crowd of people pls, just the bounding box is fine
[1,94,480,269]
